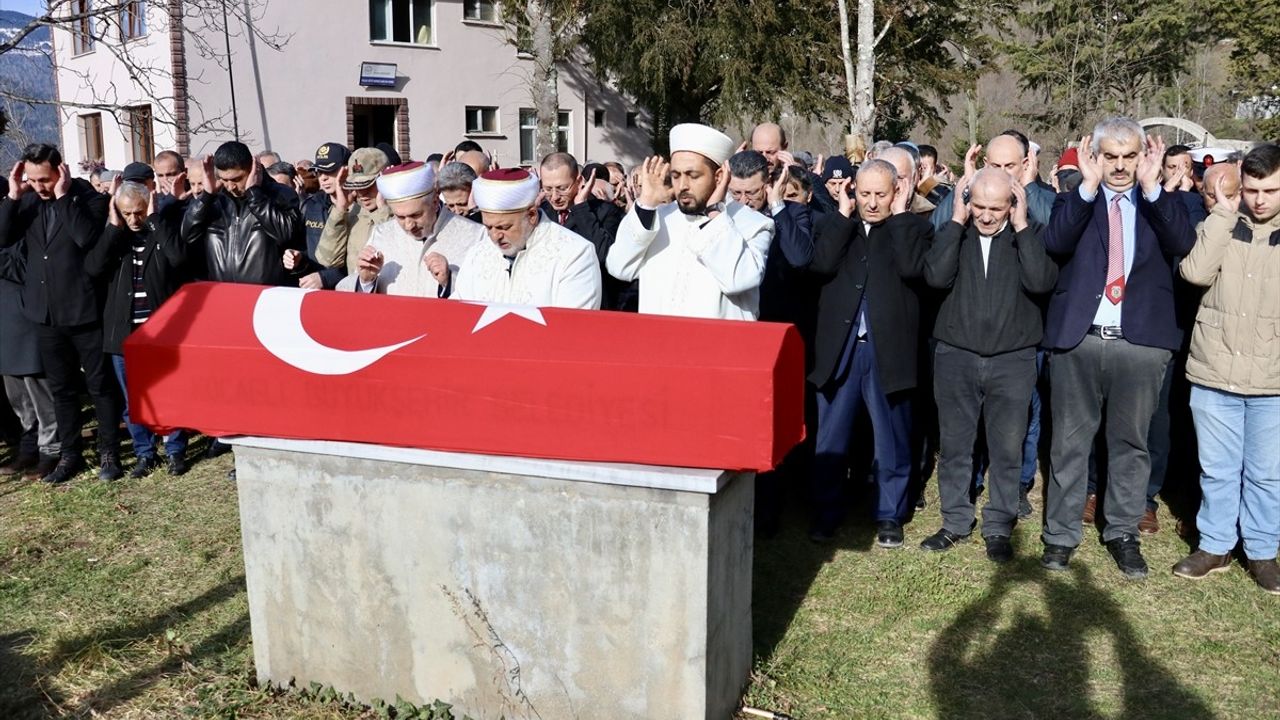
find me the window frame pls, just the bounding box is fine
[464,106,501,137]
[519,108,571,165]
[462,0,498,24]
[78,113,104,163]
[70,0,95,56]
[120,0,147,41]
[127,105,154,164]
[368,0,437,47]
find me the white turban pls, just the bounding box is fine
[669,123,736,166]
[472,168,541,212]
[376,161,436,202]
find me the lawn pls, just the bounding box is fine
[1,440,1276,719]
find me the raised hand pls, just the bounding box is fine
[1163,168,1186,193]
[891,175,913,215]
[574,168,597,206]
[1010,180,1029,232]
[962,144,982,183]
[7,161,26,200]
[775,150,796,169]
[1213,174,1241,214]
[1136,134,1166,196]
[950,173,972,226]
[245,158,263,189]
[1076,135,1104,195]
[356,244,384,285]
[200,155,218,195]
[835,178,854,218]
[636,155,671,209]
[768,166,790,208]
[424,251,450,286]
[1021,144,1040,187]
[332,166,352,213]
[707,161,732,209]
[814,154,826,177]
[53,163,71,199]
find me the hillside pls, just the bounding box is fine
[0,10,59,169]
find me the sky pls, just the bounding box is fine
[0,0,46,16]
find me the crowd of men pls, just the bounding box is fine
[0,116,1276,593]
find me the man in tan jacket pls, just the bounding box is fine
[316,147,392,275]
[1173,144,1280,594]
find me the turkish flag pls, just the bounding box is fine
[125,283,805,471]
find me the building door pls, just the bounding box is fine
[347,98,409,158]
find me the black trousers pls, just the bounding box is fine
[934,342,1038,537]
[34,322,120,457]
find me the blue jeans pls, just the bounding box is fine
[973,350,1044,491]
[111,354,188,460]
[1190,385,1280,560]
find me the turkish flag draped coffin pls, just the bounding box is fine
[125,283,805,471]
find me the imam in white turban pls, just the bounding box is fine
[376,161,437,202]
[472,168,541,212]
[669,123,736,166]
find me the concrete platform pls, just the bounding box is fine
[227,436,754,720]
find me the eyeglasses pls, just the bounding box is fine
[543,185,575,196]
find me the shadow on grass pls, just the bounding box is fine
[6,575,249,717]
[928,560,1216,720]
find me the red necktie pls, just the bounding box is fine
[1105,194,1125,305]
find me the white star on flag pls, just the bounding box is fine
[465,302,548,333]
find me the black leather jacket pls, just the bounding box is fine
[180,179,302,285]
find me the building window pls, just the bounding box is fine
[71,0,95,55]
[626,112,638,128]
[127,105,154,164]
[369,0,433,45]
[463,0,496,23]
[78,113,104,163]
[120,0,146,40]
[593,109,605,128]
[519,109,570,165]
[465,106,499,135]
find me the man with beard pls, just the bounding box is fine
[607,123,773,320]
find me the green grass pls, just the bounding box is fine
[1,443,1277,719]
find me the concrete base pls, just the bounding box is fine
[229,437,754,720]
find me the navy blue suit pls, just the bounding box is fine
[759,200,816,332]
[1042,187,1196,351]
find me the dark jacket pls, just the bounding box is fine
[541,198,637,312]
[925,220,1057,356]
[931,180,1056,233]
[300,191,345,289]
[0,179,109,326]
[760,200,816,332]
[1042,187,1196,351]
[0,242,43,376]
[180,178,302,286]
[84,216,191,355]
[809,211,931,394]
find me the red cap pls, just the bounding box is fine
[481,168,533,182]
[1057,147,1079,169]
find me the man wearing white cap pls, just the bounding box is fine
[450,168,602,309]
[607,123,774,320]
[337,161,485,297]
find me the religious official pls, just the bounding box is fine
[607,123,774,320]
[450,169,602,309]
[338,161,485,297]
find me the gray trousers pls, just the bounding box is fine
[3,375,60,457]
[934,343,1038,538]
[1044,334,1171,546]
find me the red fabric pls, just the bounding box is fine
[481,168,532,182]
[1105,194,1126,304]
[1057,147,1079,169]
[125,282,805,471]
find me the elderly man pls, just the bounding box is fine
[1199,163,1240,212]
[539,153,633,311]
[751,122,835,214]
[0,144,118,483]
[881,145,936,219]
[608,123,773,320]
[341,161,485,298]
[920,169,1057,561]
[438,161,480,222]
[807,159,932,546]
[316,147,391,275]
[85,180,191,477]
[1173,144,1280,593]
[1040,118,1196,579]
[932,134,1055,232]
[182,141,302,286]
[450,168,601,308]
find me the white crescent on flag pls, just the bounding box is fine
[252,287,425,375]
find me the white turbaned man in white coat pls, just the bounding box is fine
[606,123,774,320]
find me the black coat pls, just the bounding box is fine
[84,216,191,355]
[924,220,1057,356]
[0,178,109,326]
[809,211,931,394]
[0,242,42,375]
[180,179,302,286]
[541,198,637,312]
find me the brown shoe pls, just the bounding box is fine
[1082,493,1097,524]
[1139,507,1160,535]
[1172,550,1232,579]
[0,453,38,476]
[1248,559,1280,595]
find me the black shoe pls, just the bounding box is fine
[167,455,189,476]
[1105,534,1149,579]
[206,440,232,459]
[98,451,123,481]
[1041,544,1074,571]
[915,495,927,511]
[129,455,161,479]
[985,535,1014,563]
[226,469,237,482]
[876,520,904,549]
[920,527,969,552]
[42,455,86,485]
[0,453,38,476]
[808,527,836,544]
[29,454,59,480]
[1017,488,1033,519]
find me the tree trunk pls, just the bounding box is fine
[837,0,857,137]
[527,0,559,162]
[851,0,876,148]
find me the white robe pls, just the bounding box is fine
[452,219,602,309]
[606,201,773,320]
[336,207,485,297]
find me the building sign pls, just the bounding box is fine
[359,62,398,88]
